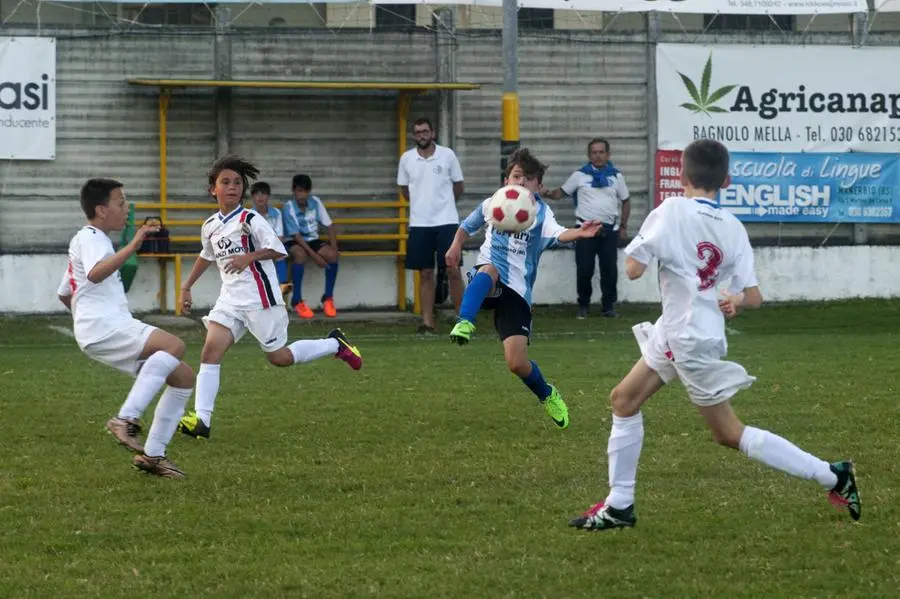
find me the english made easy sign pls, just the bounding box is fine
[0,37,56,160]
[656,44,900,153]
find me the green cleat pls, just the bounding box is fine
[449,319,476,345]
[178,411,211,440]
[543,385,569,429]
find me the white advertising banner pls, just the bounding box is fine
[371,0,867,14]
[875,0,900,11]
[0,37,56,161]
[656,44,900,153]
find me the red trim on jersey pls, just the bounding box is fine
[239,210,270,308]
[67,261,77,295]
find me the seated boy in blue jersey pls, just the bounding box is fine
[445,148,602,429]
[249,181,290,296]
[282,174,339,319]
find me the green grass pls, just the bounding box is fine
[1,300,898,598]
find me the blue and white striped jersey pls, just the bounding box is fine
[282,196,332,242]
[461,197,566,306]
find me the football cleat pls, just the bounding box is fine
[449,319,476,345]
[569,502,637,531]
[827,461,861,521]
[329,328,362,370]
[106,417,145,453]
[294,301,314,319]
[133,454,185,479]
[322,297,337,318]
[543,385,569,429]
[177,411,211,440]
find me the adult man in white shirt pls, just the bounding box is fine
[568,139,860,531]
[543,138,630,318]
[397,118,465,333]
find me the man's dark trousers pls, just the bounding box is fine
[575,223,618,313]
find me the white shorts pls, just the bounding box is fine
[632,321,756,407]
[202,301,289,353]
[80,318,157,377]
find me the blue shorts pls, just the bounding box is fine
[405,224,459,271]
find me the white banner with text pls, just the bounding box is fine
[657,44,900,153]
[0,37,56,161]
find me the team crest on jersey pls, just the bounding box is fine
[241,222,252,236]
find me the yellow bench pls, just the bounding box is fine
[136,200,410,315]
[124,78,481,316]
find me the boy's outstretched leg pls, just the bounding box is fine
[699,400,861,521]
[265,328,362,371]
[570,358,664,531]
[502,335,568,429]
[450,266,497,345]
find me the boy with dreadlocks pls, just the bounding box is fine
[177,156,363,440]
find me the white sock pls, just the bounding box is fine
[118,351,180,420]
[739,426,838,489]
[288,338,339,364]
[195,363,221,427]
[604,412,645,510]
[144,386,192,457]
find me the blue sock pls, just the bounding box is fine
[521,360,552,401]
[275,259,288,284]
[291,263,305,304]
[324,262,339,299]
[459,272,493,322]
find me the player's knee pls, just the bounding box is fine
[479,264,499,281]
[266,348,294,367]
[420,269,435,283]
[609,385,638,417]
[446,266,462,281]
[291,247,307,263]
[504,349,529,376]
[166,337,186,360]
[168,362,195,388]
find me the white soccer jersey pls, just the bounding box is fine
[57,225,134,347]
[200,206,287,310]
[625,196,759,357]
[461,198,566,306]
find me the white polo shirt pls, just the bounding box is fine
[561,167,629,225]
[397,144,464,227]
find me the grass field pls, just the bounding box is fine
[1,300,898,598]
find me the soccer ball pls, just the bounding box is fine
[488,185,538,233]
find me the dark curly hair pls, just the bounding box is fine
[207,155,260,198]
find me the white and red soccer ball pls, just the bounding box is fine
[488,185,538,233]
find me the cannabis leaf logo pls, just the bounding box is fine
[678,53,737,116]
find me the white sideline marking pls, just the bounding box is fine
[47,325,75,339]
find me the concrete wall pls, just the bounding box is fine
[4,245,899,314]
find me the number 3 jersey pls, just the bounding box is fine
[625,196,758,356]
[200,206,287,310]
